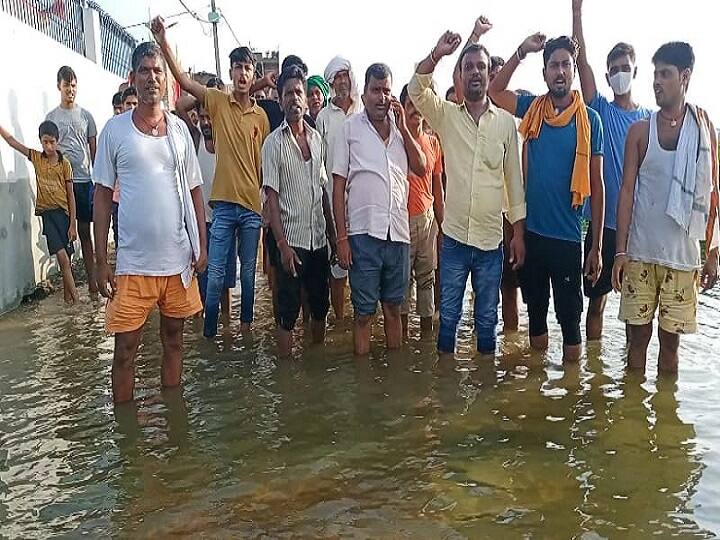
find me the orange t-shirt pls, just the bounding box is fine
[408,133,443,217]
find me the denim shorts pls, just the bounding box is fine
[348,234,410,316]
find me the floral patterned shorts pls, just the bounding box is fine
[619,261,698,334]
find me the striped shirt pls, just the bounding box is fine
[262,120,328,251]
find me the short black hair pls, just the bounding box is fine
[652,42,695,73]
[57,66,76,85]
[445,86,456,100]
[112,91,123,107]
[458,44,491,70]
[490,56,505,72]
[399,84,409,106]
[131,42,165,72]
[38,120,59,141]
[121,86,137,101]
[607,42,636,68]
[277,65,306,96]
[229,47,255,69]
[281,54,308,76]
[543,36,579,67]
[364,63,392,90]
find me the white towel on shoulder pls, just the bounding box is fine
[666,105,713,241]
[165,112,201,288]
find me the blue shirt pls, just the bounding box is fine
[582,93,652,230]
[516,94,604,243]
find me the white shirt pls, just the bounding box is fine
[262,121,328,251]
[93,111,202,277]
[197,139,217,222]
[332,111,410,243]
[316,99,361,191]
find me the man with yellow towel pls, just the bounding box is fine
[489,33,605,362]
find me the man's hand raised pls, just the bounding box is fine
[434,31,463,59]
[473,16,493,37]
[520,32,547,56]
[150,16,167,43]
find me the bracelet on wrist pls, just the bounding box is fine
[614,251,627,258]
[430,47,439,64]
[516,46,526,62]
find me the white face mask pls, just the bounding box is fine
[609,71,633,96]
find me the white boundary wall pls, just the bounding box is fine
[0,9,122,314]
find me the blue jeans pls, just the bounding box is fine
[203,202,261,337]
[438,235,503,354]
[199,222,237,304]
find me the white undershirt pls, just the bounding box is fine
[93,112,199,277]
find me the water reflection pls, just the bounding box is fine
[0,285,718,536]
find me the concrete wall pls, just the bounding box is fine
[0,10,122,315]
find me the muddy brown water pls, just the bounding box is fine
[0,276,719,538]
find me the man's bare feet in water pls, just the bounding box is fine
[88,278,99,301]
[63,285,80,305]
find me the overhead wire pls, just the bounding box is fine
[219,11,241,46]
[176,0,211,23]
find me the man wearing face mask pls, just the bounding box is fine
[573,0,652,342]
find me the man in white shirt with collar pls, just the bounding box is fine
[316,56,361,321]
[333,63,427,355]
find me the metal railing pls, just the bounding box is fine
[1,0,137,79]
[1,0,86,56]
[87,1,135,78]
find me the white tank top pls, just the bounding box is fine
[627,113,701,270]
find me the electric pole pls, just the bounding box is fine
[209,0,221,77]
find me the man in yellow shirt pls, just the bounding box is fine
[409,27,526,355]
[152,17,270,337]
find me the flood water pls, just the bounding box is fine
[1,272,719,538]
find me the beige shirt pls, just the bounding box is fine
[408,72,525,251]
[332,111,410,243]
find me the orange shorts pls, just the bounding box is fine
[105,274,202,334]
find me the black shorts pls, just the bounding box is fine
[73,182,93,223]
[583,225,615,299]
[518,231,582,346]
[40,209,75,256]
[276,245,330,331]
[501,216,520,289]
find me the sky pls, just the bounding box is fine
[98,0,720,120]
